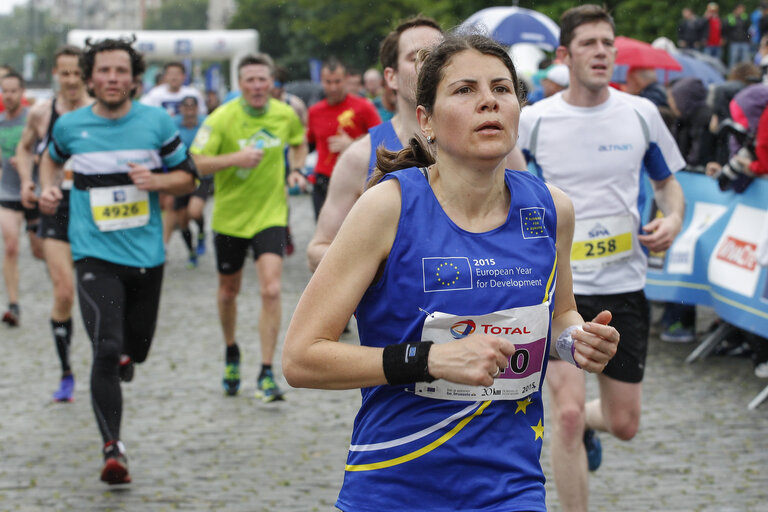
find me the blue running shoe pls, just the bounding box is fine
[186,253,198,269]
[223,360,240,396]
[53,374,75,402]
[196,234,206,257]
[256,369,284,403]
[584,428,602,471]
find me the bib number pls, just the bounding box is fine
[415,303,550,401]
[90,185,150,232]
[571,214,634,273]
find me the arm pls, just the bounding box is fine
[637,174,685,252]
[192,148,263,176]
[306,135,371,271]
[127,162,195,196]
[286,140,309,189]
[548,185,620,372]
[15,105,43,208]
[284,179,516,389]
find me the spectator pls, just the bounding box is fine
[625,67,669,108]
[710,62,761,164]
[703,3,724,60]
[678,7,703,49]
[725,4,752,67]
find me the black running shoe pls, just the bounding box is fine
[101,440,131,485]
[119,355,134,383]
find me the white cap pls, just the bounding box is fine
[545,64,569,87]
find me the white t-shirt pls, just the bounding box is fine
[518,88,685,295]
[140,84,206,117]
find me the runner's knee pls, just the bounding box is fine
[260,280,281,303]
[552,403,586,442]
[605,409,639,441]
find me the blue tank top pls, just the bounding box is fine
[367,120,401,181]
[337,167,558,512]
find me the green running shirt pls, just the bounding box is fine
[191,97,304,238]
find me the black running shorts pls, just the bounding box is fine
[214,226,286,275]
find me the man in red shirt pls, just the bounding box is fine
[307,58,381,219]
[703,2,723,60]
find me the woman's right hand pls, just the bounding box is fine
[427,334,516,387]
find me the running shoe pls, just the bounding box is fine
[660,322,696,343]
[2,304,19,327]
[755,361,768,379]
[223,360,241,396]
[53,374,75,402]
[584,428,602,472]
[256,369,285,403]
[196,233,206,256]
[187,253,198,269]
[119,355,134,383]
[100,441,131,485]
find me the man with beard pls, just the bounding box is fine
[39,38,196,485]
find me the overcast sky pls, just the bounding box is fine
[0,0,29,16]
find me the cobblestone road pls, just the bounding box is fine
[1,193,766,511]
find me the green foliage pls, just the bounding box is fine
[228,0,755,82]
[144,0,209,30]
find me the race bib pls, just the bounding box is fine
[415,303,550,401]
[571,214,634,273]
[90,185,150,232]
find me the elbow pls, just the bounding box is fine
[281,350,309,389]
[306,243,320,273]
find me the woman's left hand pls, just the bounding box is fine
[572,310,619,373]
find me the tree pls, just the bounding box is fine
[145,0,209,30]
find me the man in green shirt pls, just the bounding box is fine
[191,53,307,401]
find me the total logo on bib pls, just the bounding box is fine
[417,303,550,401]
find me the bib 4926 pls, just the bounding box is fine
[90,185,150,232]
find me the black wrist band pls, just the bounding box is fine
[382,341,435,385]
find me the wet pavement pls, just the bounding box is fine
[1,192,766,511]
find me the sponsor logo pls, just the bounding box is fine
[588,223,610,238]
[520,207,548,239]
[174,39,192,55]
[481,325,531,336]
[716,236,757,271]
[113,190,127,203]
[450,320,476,339]
[81,272,95,281]
[598,144,632,152]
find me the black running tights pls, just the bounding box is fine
[75,257,164,444]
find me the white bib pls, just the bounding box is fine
[415,303,550,401]
[571,214,634,273]
[90,185,150,232]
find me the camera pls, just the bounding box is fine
[714,119,755,193]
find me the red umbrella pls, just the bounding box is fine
[614,36,682,71]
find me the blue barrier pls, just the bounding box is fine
[644,171,768,337]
